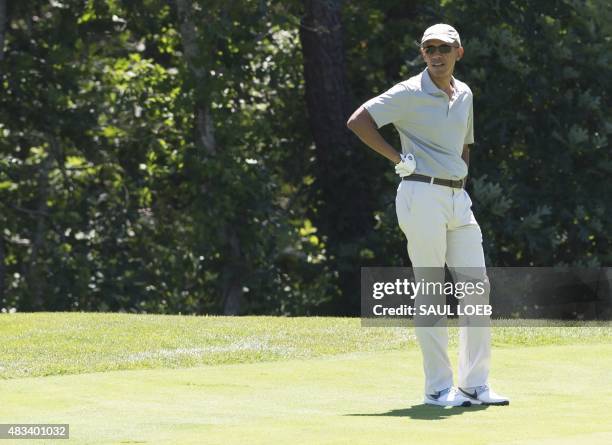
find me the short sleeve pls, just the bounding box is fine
[464,97,474,144]
[363,83,409,128]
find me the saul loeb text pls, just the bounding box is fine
[373,303,492,317]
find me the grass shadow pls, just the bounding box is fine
[346,403,489,420]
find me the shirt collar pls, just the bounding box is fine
[421,68,457,97]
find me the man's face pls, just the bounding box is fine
[420,39,464,79]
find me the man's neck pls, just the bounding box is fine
[427,69,454,93]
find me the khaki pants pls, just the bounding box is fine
[395,179,491,395]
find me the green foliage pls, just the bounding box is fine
[1,0,610,314]
[1,0,333,314]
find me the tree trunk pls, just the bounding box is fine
[300,0,374,313]
[300,0,355,235]
[0,0,6,302]
[26,149,53,310]
[0,0,6,62]
[596,267,612,320]
[175,0,243,315]
[0,234,5,305]
[175,0,216,157]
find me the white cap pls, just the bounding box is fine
[421,24,461,47]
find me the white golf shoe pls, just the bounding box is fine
[424,387,480,407]
[459,385,510,406]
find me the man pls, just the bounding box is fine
[347,24,509,407]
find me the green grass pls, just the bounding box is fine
[1,314,611,444]
[0,313,611,379]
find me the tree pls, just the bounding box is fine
[300,0,384,313]
[174,0,244,315]
[1,0,608,316]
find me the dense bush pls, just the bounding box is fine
[1,0,609,314]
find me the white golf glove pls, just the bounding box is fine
[394,153,416,177]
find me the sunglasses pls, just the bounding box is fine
[422,44,458,55]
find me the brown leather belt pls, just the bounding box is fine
[402,174,465,189]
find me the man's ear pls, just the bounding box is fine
[457,46,465,61]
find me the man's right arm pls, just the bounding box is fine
[346,106,402,164]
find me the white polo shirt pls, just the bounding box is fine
[364,68,474,180]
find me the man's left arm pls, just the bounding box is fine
[462,144,469,169]
[463,96,473,182]
[461,91,474,182]
[462,144,470,184]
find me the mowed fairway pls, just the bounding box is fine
[1,314,611,445]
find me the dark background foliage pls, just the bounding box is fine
[1,0,610,315]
